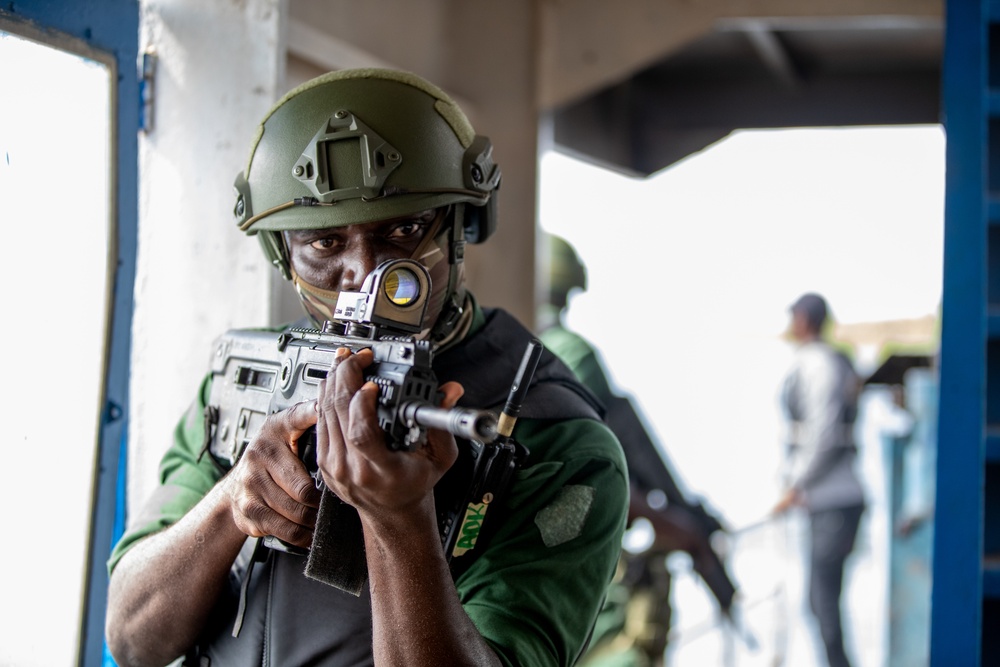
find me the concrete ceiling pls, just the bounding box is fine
[287,3,944,178]
[283,0,944,327]
[551,14,943,177]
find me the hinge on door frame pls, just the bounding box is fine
[139,50,156,134]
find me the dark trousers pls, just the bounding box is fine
[808,505,864,667]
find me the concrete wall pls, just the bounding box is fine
[130,0,286,509]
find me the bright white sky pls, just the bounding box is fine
[541,125,944,335]
[0,31,111,666]
[538,125,945,528]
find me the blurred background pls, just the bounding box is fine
[538,126,942,666]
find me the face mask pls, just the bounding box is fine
[289,209,467,343]
[411,212,467,342]
[290,267,342,326]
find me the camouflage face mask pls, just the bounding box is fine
[290,211,466,343]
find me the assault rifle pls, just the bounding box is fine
[604,394,739,620]
[205,258,497,461]
[203,258,528,565]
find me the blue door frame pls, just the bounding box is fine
[0,2,138,666]
[931,0,1000,664]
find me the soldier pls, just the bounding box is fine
[539,234,738,667]
[104,69,629,667]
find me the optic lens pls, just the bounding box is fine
[383,268,421,306]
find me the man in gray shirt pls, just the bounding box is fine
[773,292,866,667]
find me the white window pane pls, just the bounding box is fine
[0,30,112,667]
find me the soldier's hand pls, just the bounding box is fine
[771,487,802,515]
[220,400,321,549]
[314,347,461,528]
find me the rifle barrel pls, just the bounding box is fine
[403,403,498,443]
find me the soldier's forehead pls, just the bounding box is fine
[286,209,441,237]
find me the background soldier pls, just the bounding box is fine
[538,234,739,666]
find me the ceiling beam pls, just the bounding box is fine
[286,19,477,118]
[287,19,394,71]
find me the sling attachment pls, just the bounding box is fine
[199,405,228,475]
[232,537,270,638]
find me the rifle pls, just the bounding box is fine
[202,258,528,564]
[604,394,738,618]
[205,258,497,459]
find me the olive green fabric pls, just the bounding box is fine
[540,323,670,667]
[539,322,615,407]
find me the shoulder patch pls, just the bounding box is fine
[534,485,596,547]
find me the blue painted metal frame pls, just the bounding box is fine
[932,0,986,664]
[0,2,137,666]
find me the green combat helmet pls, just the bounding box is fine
[546,233,588,311]
[232,68,502,341]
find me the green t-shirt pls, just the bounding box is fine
[539,323,615,406]
[108,313,629,667]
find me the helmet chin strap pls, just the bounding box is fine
[412,204,470,347]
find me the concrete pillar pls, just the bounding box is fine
[285,0,543,329]
[130,0,286,509]
[441,0,541,329]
